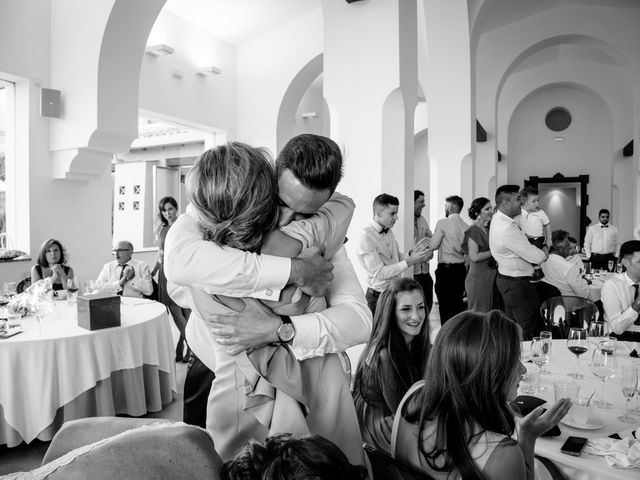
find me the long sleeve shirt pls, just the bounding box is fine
[413,216,432,275]
[357,221,408,292]
[584,223,620,258]
[541,253,590,298]
[601,273,640,335]
[489,210,546,277]
[429,213,468,264]
[96,259,153,298]
[165,192,371,364]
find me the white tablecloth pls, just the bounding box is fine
[524,339,639,479]
[0,298,176,447]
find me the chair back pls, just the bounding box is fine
[363,443,434,480]
[535,281,561,304]
[539,296,599,338]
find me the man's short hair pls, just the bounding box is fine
[276,134,343,193]
[519,186,538,198]
[550,230,570,253]
[568,236,577,244]
[445,195,464,212]
[373,194,399,214]
[620,240,640,259]
[495,185,520,205]
[414,190,425,201]
[599,208,610,216]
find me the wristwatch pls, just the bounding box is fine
[277,315,296,344]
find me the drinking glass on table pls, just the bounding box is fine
[588,320,608,349]
[6,282,17,298]
[591,341,618,409]
[607,260,615,272]
[566,328,588,379]
[618,366,638,423]
[67,278,79,304]
[539,331,552,374]
[616,262,623,274]
[530,337,549,391]
[630,360,640,415]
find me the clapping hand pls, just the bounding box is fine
[518,398,572,439]
[51,264,64,280]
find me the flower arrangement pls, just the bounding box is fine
[7,278,55,317]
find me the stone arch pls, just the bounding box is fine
[276,54,324,152]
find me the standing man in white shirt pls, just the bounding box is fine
[164,135,371,464]
[96,240,153,298]
[584,209,620,271]
[541,230,591,299]
[490,185,547,339]
[601,240,640,341]
[429,195,468,324]
[414,190,434,311]
[357,193,431,315]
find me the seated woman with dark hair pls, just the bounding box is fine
[352,277,429,452]
[221,433,367,480]
[392,310,572,480]
[31,238,75,291]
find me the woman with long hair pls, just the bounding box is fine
[392,310,571,479]
[463,197,498,312]
[353,277,430,452]
[31,238,75,291]
[151,196,191,362]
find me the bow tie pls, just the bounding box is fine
[601,225,608,228]
[379,227,389,235]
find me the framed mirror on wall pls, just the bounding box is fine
[112,113,218,251]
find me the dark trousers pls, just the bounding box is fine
[366,288,382,317]
[496,273,543,340]
[183,354,216,428]
[414,273,434,313]
[589,253,616,271]
[610,330,640,342]
[434,263,467,325]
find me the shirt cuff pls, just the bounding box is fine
[289,312,321,360]
[252,255,291,301]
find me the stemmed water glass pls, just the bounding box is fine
[591,341,618,409]
[607,260,615,272]
[530,337,549,391]
[630,361,640,415]
[539,331,552,374]
[566,328,588,379]
[618,366,638,423]
[588,321,608,349]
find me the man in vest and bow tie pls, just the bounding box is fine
[96,240,153,298]
[357,193,432,316]
[584,209,620,270]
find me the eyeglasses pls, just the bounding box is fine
[112,249,131,254]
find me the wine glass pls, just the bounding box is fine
[530,337,549,391]
[566,328,588,379]
[630,361,640,415]
[6,282,17,298]
[539,331,552,374]
[618,366,638,423]
[588,321,608,349]
[591,342,618,409]
[607,260,614,272]
[67,278,79,304]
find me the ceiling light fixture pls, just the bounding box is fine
[301,112,319,119]
[197,66,222,76]
[145,44,175,57]
[553,136,565,142]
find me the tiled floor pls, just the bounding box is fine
[0,304,443,476]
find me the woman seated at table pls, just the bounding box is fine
[30,238,75,291]
[352,277,430,452]
[392,310,572,480]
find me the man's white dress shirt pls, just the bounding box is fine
[541,253,590,298]
[601,273,640,335]
[96,259,153,298]
[357,221,408,292]
[489,210,546,277]
[429,213,468,264]
[584,223,620,258]
[165,192,371,368]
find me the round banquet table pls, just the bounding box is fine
[0,297,176,447]
[523,339,640,479]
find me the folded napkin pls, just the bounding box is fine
[585,428,640,468]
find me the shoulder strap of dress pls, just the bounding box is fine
[35,265,43,278]
[390,380,425,458]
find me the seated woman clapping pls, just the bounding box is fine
[392,310,571,480]
[31,238,75,291]
[352,278,430,452]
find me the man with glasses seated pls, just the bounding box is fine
[96,240,153,298]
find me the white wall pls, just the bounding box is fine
[507,86,614,223]
[292,82,325,137]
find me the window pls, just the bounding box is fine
[0,80,14,240]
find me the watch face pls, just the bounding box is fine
[278,323,295,342]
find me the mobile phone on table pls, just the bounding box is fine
[560,436,588,456]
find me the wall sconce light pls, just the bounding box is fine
[145,44,175,57]
[171,67,184,79]
[301,112,319,119]
[197,66,222,76]
[553,136,565,142]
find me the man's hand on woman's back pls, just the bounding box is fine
[289,246,333,297]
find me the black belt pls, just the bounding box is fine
[497,273,531,281]
[438,263,465,268]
